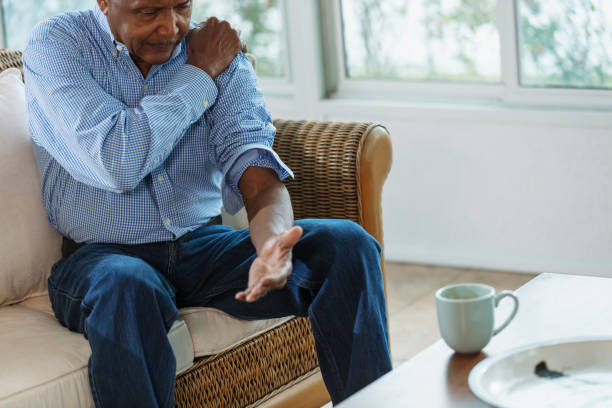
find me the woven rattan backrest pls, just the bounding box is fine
[0,49,23,73]
[273,120,367,225]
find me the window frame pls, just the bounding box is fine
[255,0,294,97]
[320,0,612,111]
[0,2,6,48]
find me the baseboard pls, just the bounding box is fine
[385,244,612,278]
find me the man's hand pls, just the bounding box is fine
[235,226,303,303]
[186,17,246,78]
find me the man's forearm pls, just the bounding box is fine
[239,166,294,254]
[244,183,293,254]
[236,166,301,302]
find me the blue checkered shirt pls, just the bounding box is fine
[22,7,292,244]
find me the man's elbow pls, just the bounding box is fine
[238,167,283,201]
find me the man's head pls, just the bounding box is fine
[97,0,192,72]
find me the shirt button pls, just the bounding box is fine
[165,218,172,226]
[203,101,209,108]
[111,50,117,57]
[143,85,148,93]
[157,175,164,182]
[116,45,123,52]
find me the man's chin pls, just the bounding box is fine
[140,45,178,65]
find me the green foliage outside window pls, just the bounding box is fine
[518,0,612,89]
[192,0,285,78]
[2,0,91,51]
[342,0,501,83]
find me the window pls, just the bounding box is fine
[1,0,286,78]
[2,0,90,50]
[2,0,611,104]
[517,0,612,89]
[340,0,500,83]
[339,0,612,95]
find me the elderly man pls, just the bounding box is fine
[22,0,391,406]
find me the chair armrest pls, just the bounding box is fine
[0,49,24,76]
[272,120,393,288]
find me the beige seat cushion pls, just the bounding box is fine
[20,294,293,357]
[0,296,194,408]
[0,302,193,408]
[18,295,195,376]
[0,305,93,408]
[2,295,292,407]
[179,307,292,357]
[0,68,62,306]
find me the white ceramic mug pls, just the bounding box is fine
[435,283,519,354]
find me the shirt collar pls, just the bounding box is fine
[92,6,184,62]
[93,6,117,47]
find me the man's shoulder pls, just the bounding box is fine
[27,9,96,48]
[215,52,256,87]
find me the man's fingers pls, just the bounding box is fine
[246,283,271,302]
[236,281,265,302]
[235,274,286,302]
[235,285,252,301]
[196,17,212,30]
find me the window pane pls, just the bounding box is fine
[2,0,91,50]
[518,0,612,89]
[192,0,285,78]
[341,0,500,82]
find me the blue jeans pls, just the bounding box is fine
[47,219,392,407]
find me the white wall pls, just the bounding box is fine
[379,116,612,277]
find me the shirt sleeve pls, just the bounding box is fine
[208,52,293,215]
[22,19,217,192]
[223,148,293,214]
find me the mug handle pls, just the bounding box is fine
[492,290,519,336]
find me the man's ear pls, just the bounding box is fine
[97,0,110,15]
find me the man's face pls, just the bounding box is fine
[97,0,192,68]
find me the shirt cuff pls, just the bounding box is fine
[222,147,294,215]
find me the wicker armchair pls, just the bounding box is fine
[0,48,392,408]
